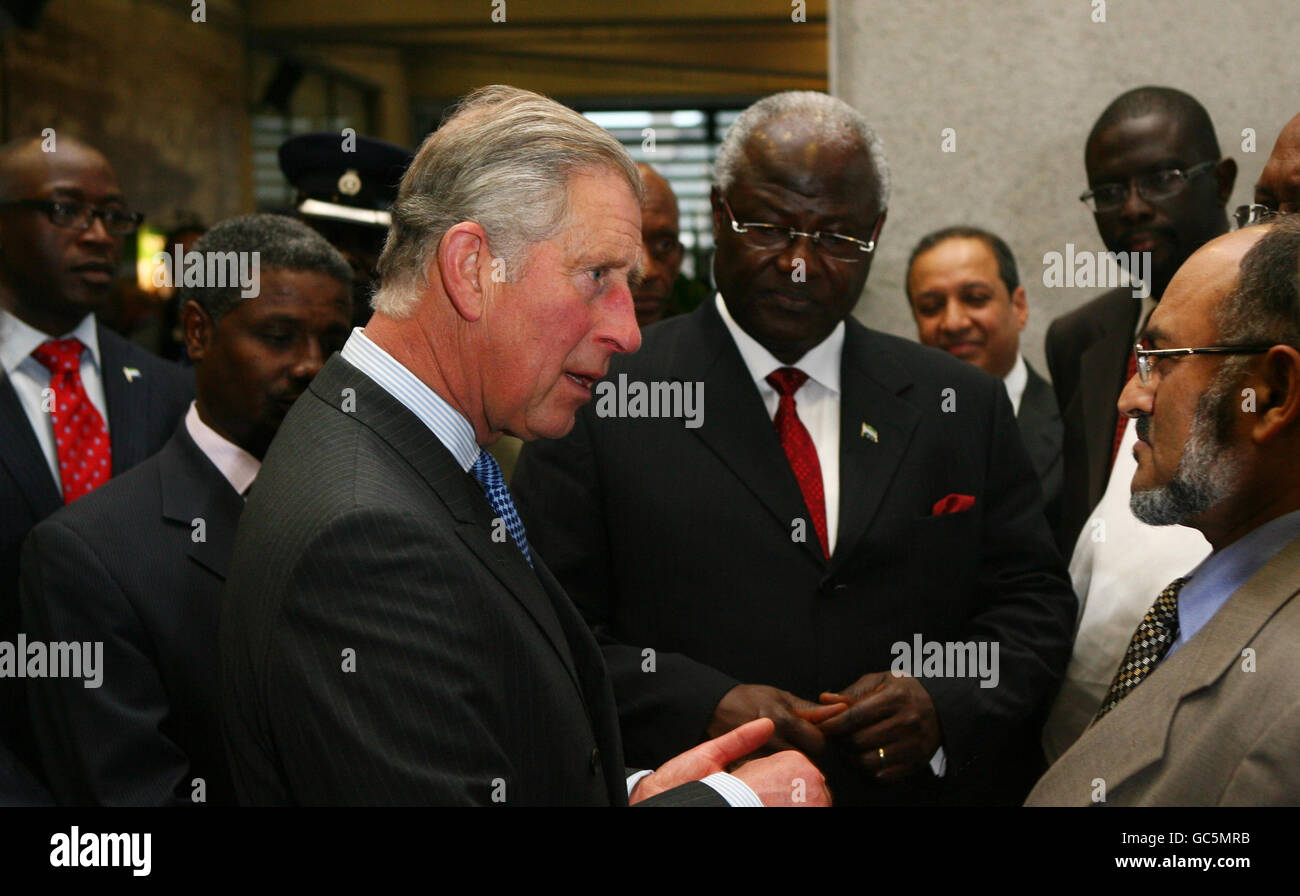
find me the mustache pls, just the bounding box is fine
[1135,415,1151,442]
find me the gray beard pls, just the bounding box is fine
[1130,372,1243,526]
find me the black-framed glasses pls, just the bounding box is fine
[1080,160,1219,213]
[720,195,883,262]
[1133,341,1273,385]
[1233,203,1279,229]
[0,199,143,235]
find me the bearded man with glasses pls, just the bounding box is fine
[1041,87,1239,760]
[514,91,1075,806]
[0,135,192,800]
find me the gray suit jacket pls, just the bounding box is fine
[1026,532,1300,806]
[219,354,721,806]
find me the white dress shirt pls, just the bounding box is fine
[0,309,108,491]
[716,294,843,554]
[1002,353,1028,416]
[184,402,260,495]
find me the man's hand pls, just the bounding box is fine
[630,718,830,806]
[816,672,942,782]
[706,684,847,757]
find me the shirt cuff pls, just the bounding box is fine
[625,769,654,797]
[700,772,762,807]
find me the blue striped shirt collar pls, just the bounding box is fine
[339,327,481,472]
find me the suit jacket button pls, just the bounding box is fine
[590,747,601,774]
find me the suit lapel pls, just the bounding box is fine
[1076,296,1140,508]
[1065,533,1300,795]
[0,369,61,518]
[309,356,586,696]
[99,325,151,475]
[831,324,919,573]
[157,423,244,580]
[677,301,825,565]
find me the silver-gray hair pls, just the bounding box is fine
[713,91,891,211]
[373,84,641,318]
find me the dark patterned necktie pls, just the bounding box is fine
[1093,576,1188,723]
[766,367,828,558]
[471,449,533,567]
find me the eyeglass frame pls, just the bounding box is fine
[1133,341,1274,385]
[0,198,143,235]
[718,194,884,261]
[1233,203,1280,229]
[1080,159,1220,213]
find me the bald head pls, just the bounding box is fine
[632,163,682,327]
[0,134,126,334]
[1256,113,1300,216]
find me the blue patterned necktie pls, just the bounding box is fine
[471,450,533,567]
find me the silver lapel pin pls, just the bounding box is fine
[861,422,878,442]
[123,366,141,383]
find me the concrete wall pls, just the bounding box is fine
[831,0,1297,375]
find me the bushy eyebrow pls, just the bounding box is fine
[628,264,645,291]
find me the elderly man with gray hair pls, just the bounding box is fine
[513,90,1076,806]
[219,85,828,807]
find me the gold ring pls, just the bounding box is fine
[877,747,886,762]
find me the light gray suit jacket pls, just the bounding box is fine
[1026,532,1300,806]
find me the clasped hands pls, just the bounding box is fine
[706,674,942,783]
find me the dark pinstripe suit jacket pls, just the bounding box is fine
[219,354,721,806]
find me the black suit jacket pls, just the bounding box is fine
[20,421,240,805]
[219,355,721,806]
[0,322,192,789]
[1044,287,1144,553]
[1017,360,1064,525]
[513,299,1077,805]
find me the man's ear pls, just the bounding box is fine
[436,222,491,323]
[182,299,213,362]
[1251,344,1300,443]
[1214,157,1239,206]
[1011,285,1029,331]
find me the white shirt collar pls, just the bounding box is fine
[715,293,843,395]
[1002,353,1028,415]
[0,309,101,376]
[184,402,261,496]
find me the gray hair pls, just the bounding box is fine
[713,91,891,211]
[182,214,352,322]
[373,84,641,318]
[1216,214,1300,348]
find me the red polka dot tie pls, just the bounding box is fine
[766,367,829,558]
[31,338,111,504]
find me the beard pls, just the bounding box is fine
[1130,364,1245,526]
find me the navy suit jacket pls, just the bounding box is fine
[220,355,721,806]
[0,322,191,796]
[21,421,239,805]
[514,300,1077,805]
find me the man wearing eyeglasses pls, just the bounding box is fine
[1041,87,1233,759]
[514,91,1075,806]
[1029,218,1300,805]
[0,136,192,798]
[1253,111,1300,220]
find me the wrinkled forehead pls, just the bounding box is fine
[739,118,880,210]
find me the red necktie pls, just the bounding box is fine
[766,367,829,558]
[1109,352,1139,472]
[31,338,111,503]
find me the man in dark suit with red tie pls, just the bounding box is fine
[512,91,1076,805]
[0,136,192,797]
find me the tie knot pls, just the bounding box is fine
[471,449,504,491]
[766,367,809,397]
[31,338,84,374]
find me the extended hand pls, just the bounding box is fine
[631,718,831,806]
[706,684,847,757]
[816,672,942,782]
